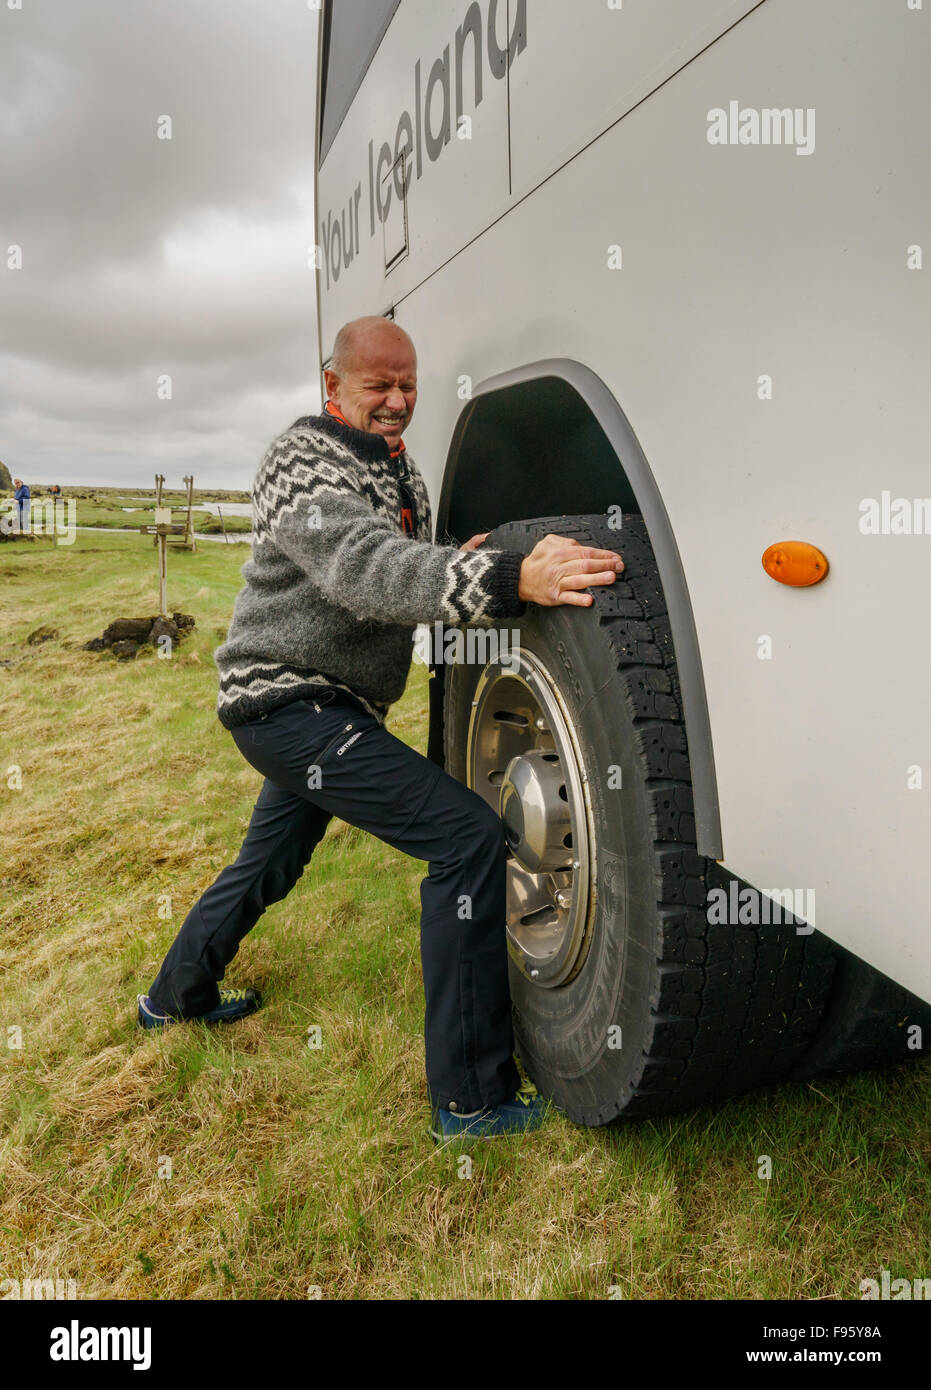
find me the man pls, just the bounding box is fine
[12,478,30,536]
[138,316,625,1142]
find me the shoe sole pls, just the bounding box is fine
[430,1115,548,1144]
[431,1126,502,1144]
[206,1002,261,1024]
[137,995,261,1028]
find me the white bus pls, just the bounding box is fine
[313,0,930,1125]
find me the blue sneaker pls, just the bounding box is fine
[137,988,261,1030]
[430,1075,550,1143]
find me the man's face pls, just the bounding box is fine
[324,329,417,451]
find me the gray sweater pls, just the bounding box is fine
[214,410,527,730]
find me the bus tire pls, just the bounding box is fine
[443,513,837,1125]
[791,948,931,1082]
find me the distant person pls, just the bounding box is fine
[12,478,30,535]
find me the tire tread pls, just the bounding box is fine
[445,512,922,1123]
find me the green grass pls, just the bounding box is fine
[4,487,252,534]
[0,531,928,1299]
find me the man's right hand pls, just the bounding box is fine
[518,534,624,608]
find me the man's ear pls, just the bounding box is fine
[323,369,340,401]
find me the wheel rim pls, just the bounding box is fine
[466,648,596,987]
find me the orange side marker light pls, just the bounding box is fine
[761,540,829,587]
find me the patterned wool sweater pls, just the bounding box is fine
[214,409,527,730]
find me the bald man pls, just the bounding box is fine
[139,316,624,1143]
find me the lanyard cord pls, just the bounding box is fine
[396,467,417,537]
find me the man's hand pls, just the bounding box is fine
[459,532,490,552]
[518,534,624,607]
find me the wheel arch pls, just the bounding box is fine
[430,357,722,860]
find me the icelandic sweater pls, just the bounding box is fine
[214,409,527,730]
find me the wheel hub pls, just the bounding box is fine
[499,749,573,874]
[466,649,595,987]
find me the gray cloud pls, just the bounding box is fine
[0,0,322,488]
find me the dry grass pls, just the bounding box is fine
[0,532,928,1300]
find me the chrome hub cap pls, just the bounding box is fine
[466,649,595,986]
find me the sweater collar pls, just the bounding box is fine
[323,400,407,458]
[286,406,387,463]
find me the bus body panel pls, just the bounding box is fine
[507,0,761,195]
[317,0,509,331]
[317,0,931,1001]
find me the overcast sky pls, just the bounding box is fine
[1,0,321,490]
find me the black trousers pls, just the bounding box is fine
[147,689,520,1114]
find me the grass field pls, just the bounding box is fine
[0,531,928,1300]
[3,487,252,535]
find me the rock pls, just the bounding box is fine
[102,617,154,644]
[110,640,139,660]
[149,616,180,645]
[26,625,58,645]
[85,611,195,658]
